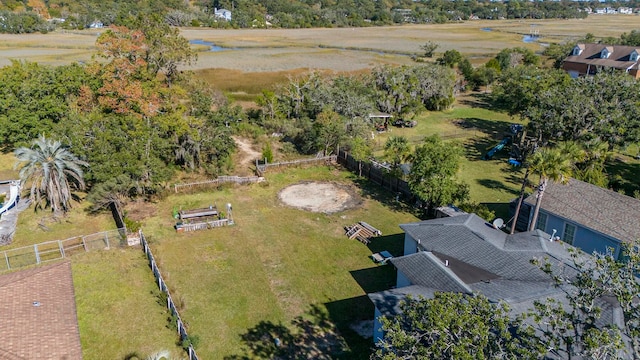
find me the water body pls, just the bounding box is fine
[189,39,230,52]
[480,27,492,32]
[523,35,539,43]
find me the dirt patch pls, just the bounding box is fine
[233,136,261,167]
[278,181,362,214]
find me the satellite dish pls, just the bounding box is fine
[492,218,505,229]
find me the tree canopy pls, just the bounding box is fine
[407,135,469,215]
[374,292,542,360]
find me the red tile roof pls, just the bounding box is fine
[0,262,82,359]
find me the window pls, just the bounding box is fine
[535,212,548,232]
[563,223,576,245]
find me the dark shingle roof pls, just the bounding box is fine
[0,262,83,360]
[390,252,472,293]
[564,43,640,71]
[523,178,640,244]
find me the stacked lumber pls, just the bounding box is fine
[344,221,382,245]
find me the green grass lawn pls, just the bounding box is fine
[8,202,114,250]
[373,95,526,219]
[72,249,183,359]
[138,166,419,359]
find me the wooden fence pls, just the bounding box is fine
[176,218,233,232]
[256,155,337,175]
[0,229,126,272]
[174,176,264,193]
[336,150,414,200]
[140,231,199,360]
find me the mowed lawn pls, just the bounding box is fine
[72,249,183,359]
[374,97,525,219]
[139,166,419,359]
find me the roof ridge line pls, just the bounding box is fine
[423,251,472,294]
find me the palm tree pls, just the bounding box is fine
[14,135,88,214]
[383,136,411,178]
[527,147,573,231]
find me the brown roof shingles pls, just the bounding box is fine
[564,43,640,70]
[524,178,640,245]
[0,261,83,360]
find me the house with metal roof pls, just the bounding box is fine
[368,213,583,342]
[563,43,640,79]
[512,178,640,259]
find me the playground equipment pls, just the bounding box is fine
[0,181,20,218]
[483,137,510,160]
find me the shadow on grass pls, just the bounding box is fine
[347,174,418,216]
[476,179,520,197]
[457,92,497,111]
[224,303,366,360]
[481,202,513,222]
[606,157,640,196]
[453,117,513,138]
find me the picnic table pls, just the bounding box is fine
[372,251,393,264]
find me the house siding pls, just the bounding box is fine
[396,269,411,288]
[404,233,418,255]
[373,307,383,343]
[535,209,622,258]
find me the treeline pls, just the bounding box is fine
[250,64,455,156]
[0,16,237,204]
[6,0,640,32]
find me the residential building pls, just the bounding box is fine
[512,178,640,259]
[0,261,82,359]
[563,43,640,79]
[367,214,626,357]
[214,8,232,21]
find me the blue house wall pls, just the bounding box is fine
[403,233,417,255]
[536,210,622,258]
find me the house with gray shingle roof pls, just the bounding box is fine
[368,213,584,343]
[513,178,640,259]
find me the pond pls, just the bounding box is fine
[189,39,231,52]
[522,35,539,43]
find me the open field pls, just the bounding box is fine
[0,16,638,71]
[138,166,419,359]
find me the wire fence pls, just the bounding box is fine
[0,228,127,272]
[174,176,264,193]
[140,231,199,360]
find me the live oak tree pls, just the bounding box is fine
[373,292,544,360]
[530,242,640,359]
[407,135,469,215]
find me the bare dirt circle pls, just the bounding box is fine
[278,182,361,214]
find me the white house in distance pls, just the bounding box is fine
[214,8,232,21]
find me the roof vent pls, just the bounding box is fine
[32,301,41,307]
[445,260,449,267]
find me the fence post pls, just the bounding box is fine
[104,231,110,249]
[82,236,87,252]
[34,244,40,264]
[58,240,65,258]
[4,252,9,270]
